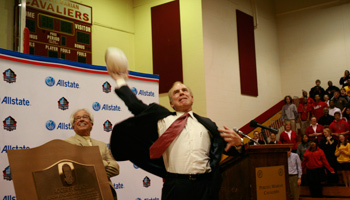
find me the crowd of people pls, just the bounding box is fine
[249,71,350,199]
[288,74,350,198]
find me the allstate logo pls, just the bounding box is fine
[131,87,138,95]
[143,176,151,188]
[46,120,56,131]
[103,120,112,132]
[3,165,12,181]
[3,68,16,83]
[102,81,111,93]
[45,76,55,87]
[92,102,101,111]
[3,116,16,131]
[133,164,139,169]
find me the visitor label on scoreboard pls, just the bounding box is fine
[255,165,286,200]
[26,0,92,24]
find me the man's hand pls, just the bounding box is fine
[218,126,242,151]
[297,178,301,186]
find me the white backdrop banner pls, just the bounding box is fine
[0,48,162,200]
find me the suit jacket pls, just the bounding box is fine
[279,130,298,150]
[304,124,324,143]
[110,86,239,179]
[65,134,120,182]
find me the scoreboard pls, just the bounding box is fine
[25,0,92,64]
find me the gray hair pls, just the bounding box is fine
[70,108,94,126]
[167,81,193,103]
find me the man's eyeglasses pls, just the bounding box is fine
[74,115,90,122]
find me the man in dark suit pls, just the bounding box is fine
[108,72,242,200]
[268,133,281,144]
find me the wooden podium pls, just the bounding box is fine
[7,140,114,200]
[219,144,292,200]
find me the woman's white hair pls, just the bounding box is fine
[70,108,94,126]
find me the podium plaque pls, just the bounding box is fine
[32,160,102,200]
[7,140,113,200]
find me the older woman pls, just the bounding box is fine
[304,116,324,144]
[335,134,350,187]
[280,123,298,152]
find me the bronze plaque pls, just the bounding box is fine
[255,165,286,200]
[33,160,102,200]
[7,140,113,200]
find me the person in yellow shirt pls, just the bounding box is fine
[335,134,350,187]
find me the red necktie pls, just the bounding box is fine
[149,112,190,159]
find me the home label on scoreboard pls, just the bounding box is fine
[25,0,92,64]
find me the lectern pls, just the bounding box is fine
[7,140,113,200]
[219,144,292,200]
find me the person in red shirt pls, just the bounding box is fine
[329,112,350,140]
[298,97,313,135]
[304,116,324,144]
[302,140,335,197]
[312,94,328,121]
[280,123,298,152]
[299,90,315,107]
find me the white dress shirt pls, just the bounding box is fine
[115,79,212,174]
[158,111,211,174]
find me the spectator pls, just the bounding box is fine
[335,134,350,187]
[269,133,281,144]
[339,70,350,88]
[312,94,328,121]
[319,128,338,185]
[343,107,350,122]
[304,116,324,144]
[288,148,302,200]
[280,123,298,152]
[298,97,312,136]
[324,94,330,106]
[318,107,335,128]
[326,81,340,99]
[309,79,325,101]
[302,139,335,197]
[329,112,350,140]
[248,131,265,145]
[344,85,350,96]
[281,95,298,132]
[65,108,120,199]
[329,100,342,117]
[332,91,347,112]
[297,134,311,162]
[340,88,350,102]
[300,90,315,107]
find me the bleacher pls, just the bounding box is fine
[300,186,350,199]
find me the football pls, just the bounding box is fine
[105,47,129,75]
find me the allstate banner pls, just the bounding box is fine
[0,48,161,200]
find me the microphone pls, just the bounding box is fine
[233,127,260,145]
[249,120,279,134]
